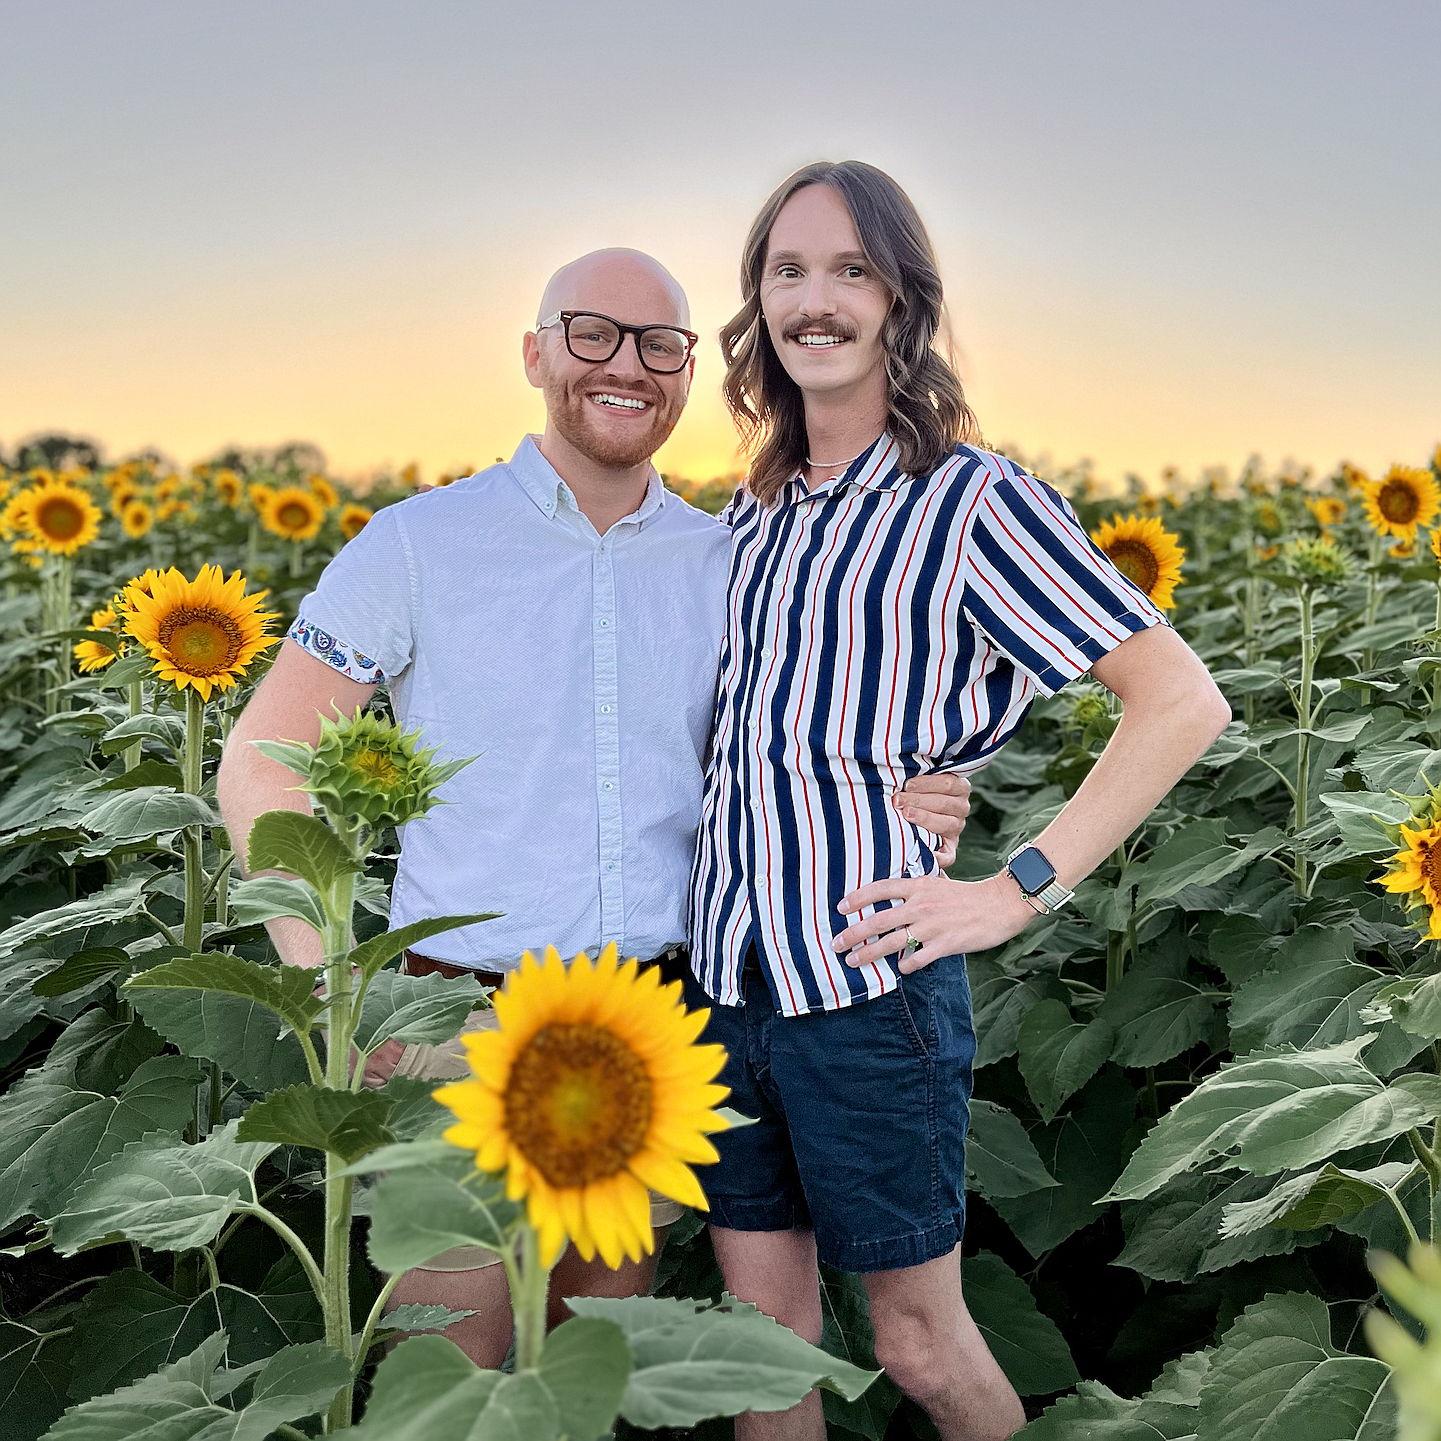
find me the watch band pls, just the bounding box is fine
[1004,842,1074,914]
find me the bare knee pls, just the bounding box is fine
[871,1307,951,1401]
[712,1227,822,1343]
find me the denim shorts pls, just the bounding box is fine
[682,944,976,1273]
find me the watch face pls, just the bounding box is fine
[1008,847,1056,894]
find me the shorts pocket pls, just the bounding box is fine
[892,966,938,1063]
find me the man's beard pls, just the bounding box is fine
[543,373,682,468]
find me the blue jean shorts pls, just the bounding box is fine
[682,944,976,1273]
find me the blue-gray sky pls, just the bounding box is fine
[3,1,1437,485]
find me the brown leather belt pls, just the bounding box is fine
[403,943,688,990]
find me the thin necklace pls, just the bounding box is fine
[805,437,878,470]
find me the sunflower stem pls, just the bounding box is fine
[53,556,72,715]
[1293,586,1316,898]
[124,678,143,771]
[513,1223,551,1372]
[321,825,360,1432]
[180,685,211,1139]
[1431,578,1441,717]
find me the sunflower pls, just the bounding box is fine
[1363,466,1441,541]
[121,500,154,538]
[338,503,373,541]
[1306,496,1346,529]
[1089,513,1186,610]
[1431,529,1441,567]
[213,469,242,507]
[1379,820,1441,942]
[247,482,275,511]
[260,486,326,542]
[73,605,123,673]
[1391,538,1418,560]
[24,476,102,556]
[121,563,281,701]
[307,473,340,508]
[433,943,732,1268]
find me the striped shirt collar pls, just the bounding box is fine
[787,431,909,501]
[508,433,668,527]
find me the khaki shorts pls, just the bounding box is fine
[392,996,686,1272]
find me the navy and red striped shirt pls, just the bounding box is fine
[686,433,1171,1016]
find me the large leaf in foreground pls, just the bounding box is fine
[0,1315,72,1441]
[0,1054,200,1231]
[353,968,485,1052]
[567,1293,879,1428]
[50,1121,278,1255]
[344,1334,558,1441]
[237,1083,394,1163]
[125,952,324,1038]
[366,1160,522,1272]
[67,1268,323,1403]
[1195,1291,1395,1440]
[246,809,359,895]
[347,914,502,985]
[1103,1038,1441,1203]
[128,984,310,1093]
[41,1332,349,1441]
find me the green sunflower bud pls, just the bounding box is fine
[1281,535,1350,588]
[301,708,471,828]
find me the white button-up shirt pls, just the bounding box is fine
[288,435,730,971]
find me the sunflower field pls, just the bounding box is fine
[1,444,1440,1441]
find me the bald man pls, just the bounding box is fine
[217,248,970,1366]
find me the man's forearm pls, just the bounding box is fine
[1026,680,1230,892]
[217,741,325,970]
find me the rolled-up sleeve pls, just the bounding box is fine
[287,503,416,683]
[960,462,1171,698]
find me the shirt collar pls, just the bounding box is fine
[508,435,668,527]
[788,431,908,501]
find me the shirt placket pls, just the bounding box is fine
[593,531,624,948]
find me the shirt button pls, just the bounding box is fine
[597,618,610,628]
[606,860,617,872]
[602,780,615,791]
[599,703,612,714]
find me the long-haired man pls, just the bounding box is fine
[682,162,1231,1440]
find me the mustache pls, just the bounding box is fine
[783,318,856,341]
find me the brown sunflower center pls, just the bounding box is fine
[1378,480,1420,525]
[278,502,312,529]
[504,1023,653,1187]
[37,497,84,540]
[1104,538,1161,595]
[348,747,401,787]
[157,608,244,676]
[1421,839,1441,900]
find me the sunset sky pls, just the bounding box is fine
[4,3,1438,489]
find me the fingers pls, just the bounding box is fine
[841,924,918,969]
[833,905,912,951]
[838,878,916,915]
[933,838,958,868]
[900,772,970,797]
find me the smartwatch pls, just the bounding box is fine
[1004,843,1074,914]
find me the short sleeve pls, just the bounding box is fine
[960,463,1171,698]
[287,503,415,683]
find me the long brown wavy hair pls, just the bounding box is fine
[721,160,980,503]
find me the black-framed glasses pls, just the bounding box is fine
[537,310,698,374]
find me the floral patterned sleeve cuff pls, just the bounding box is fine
[287,614,385,684]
